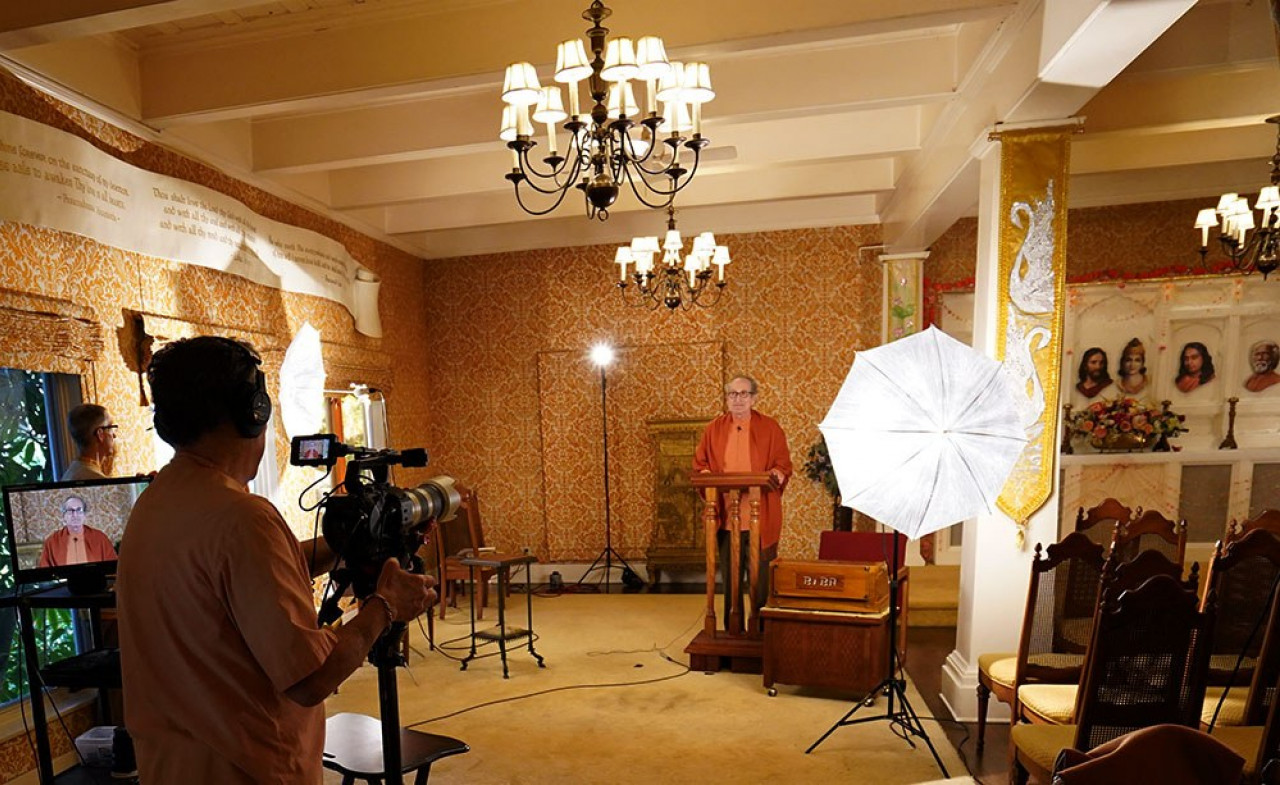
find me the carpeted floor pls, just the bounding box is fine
[323,591,971,784]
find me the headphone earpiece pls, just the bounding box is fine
[236,368,272,438]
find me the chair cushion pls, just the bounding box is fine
[1201,685,1248,728]
[978,653,1016,687]
[1207,725,1262,776]
[1017,684,1077,724]
[1011,722,1077,774]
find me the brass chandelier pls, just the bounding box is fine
[499,1,714,221]
[613,205,730,310]
[1194,115,1280,279]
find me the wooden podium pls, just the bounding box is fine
[684,471,779,673]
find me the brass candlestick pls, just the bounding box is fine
[1219,397,1239,450]
[1061,403,1073,455]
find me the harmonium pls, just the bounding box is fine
[769,559,890,613]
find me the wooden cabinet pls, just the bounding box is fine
[644,418,710,584]
[762,607,890,694]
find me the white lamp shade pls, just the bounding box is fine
[533,86,568,124]
[632,236,660,255]
[614,246,634,264]
[659,101,693,134]
[502,62,542,106]
[712,246,732,265]
[663,229,683,251]
[681,62,715,104]
[555,39,592,83]
[635,36,671,81]
[1236,211,1256,232]
[1257,186,1280,210]
[656,60,684,103]
[601,37,638,82]
[634,251,655,273]
[1194,208,1218,229]
[606,82,640,119]
[1216,192,1239,213]
[590,343,615,367]
[627,128,652,159]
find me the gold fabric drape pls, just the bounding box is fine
[994,128,1071,537]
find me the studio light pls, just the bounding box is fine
[613,205,730,310]
[1194,114,1280,279]
[499,1,714,221]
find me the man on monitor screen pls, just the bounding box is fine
[37,494,118,567]
[61,403,119,481]
[117,336,436,783]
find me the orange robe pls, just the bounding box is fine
[37,526,116,567]
[693,410,793,548]
[117,452,337,784]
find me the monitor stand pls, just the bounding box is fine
[66,572,109,595]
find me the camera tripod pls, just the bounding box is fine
[805,533,948,778]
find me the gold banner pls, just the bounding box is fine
[995,128,1071,530]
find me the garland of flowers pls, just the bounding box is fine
[802,435,839,500]
[1067,397,1187,446]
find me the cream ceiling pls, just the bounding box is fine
[0,0,1277,260]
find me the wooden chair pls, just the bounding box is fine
[1015,548,1197,728]
[1199,530,1280,727]
[1111,509,1187,568]
[1209,595,1280,784]
[1010,573,1215,784]
[436,486,499,620]
[1228,509,1280,543]
[1074,498,1133,550]
[975,532,1105,751]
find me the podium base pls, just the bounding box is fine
[684,629,763,674]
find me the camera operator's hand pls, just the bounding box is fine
[374,557,438,622]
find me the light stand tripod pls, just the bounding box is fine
[578,347,641,593]
[805,531,948,778]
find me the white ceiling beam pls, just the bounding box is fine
[0,0,264,50]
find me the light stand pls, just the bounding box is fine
[805,531,948,778]
[578,344,641,593]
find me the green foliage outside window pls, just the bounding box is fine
[0,368,77,705]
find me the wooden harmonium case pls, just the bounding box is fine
[769,559,890,613]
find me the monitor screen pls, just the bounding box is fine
[2,475,150,588]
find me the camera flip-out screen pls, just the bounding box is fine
[291,434,338,467]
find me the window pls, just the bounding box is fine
[0,368,82,706]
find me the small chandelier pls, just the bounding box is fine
[1194,114,1280,279]
[499,1,714,221]
[613,205,730,310]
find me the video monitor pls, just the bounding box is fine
[2,476,150,590]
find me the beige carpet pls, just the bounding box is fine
[324,592,969,785]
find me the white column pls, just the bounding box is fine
[938,139,1061,722]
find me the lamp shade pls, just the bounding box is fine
[555,39,592,83]
[635,36,671,81]
[601,37,638,82]
[656,60,684,102]
[1194,208,1218,230]
[606,83,640,119]
[681,62,715,104]
[499,105,518,142]
[533,86,568,124]
[502,62,542,106]
[1258,186,1280,211]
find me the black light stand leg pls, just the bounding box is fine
[371,622,408,785]
[578,364,644,593]
[804,533,948,778]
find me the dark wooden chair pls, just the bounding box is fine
[1111,509,1187,568]
[1210,591,1280,784]
[1015,547,1198,728]
[1074,498,1134,550]
[1010,573,1215,784]
[436,486,500,620]
[975,532,1104,751]
[1228,509,1280,544]
[322,712,468,784]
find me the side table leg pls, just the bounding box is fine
[460,564,478,671]
[497,568,510,678]
[526,560,545,667]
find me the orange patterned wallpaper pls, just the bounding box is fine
[0,69,430,543]
[418,228,885,564]
[928,198,1221,288]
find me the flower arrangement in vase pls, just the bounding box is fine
[802,435,852,530]
[1067,397,1187,452]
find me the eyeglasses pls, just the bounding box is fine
[63,507,85,515]
[98,424,119,434]
[725,391,755,399]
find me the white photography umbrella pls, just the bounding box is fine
[819,326,1028,539]
[278,322,327,440]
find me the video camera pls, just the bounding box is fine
[290,433,460,626]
